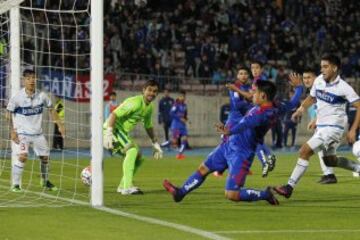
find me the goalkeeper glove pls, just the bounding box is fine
[152,142,163,160]
[103,127,114,149]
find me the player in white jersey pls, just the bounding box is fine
[273,54,360,199]
[299,68,338,184]
[7,70,65,192]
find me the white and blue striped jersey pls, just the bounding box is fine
[7,88,52,135]
[310,74,359,129]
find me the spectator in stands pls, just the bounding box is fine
[198,55,213,84]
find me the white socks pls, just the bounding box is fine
[288,158,309,188]
[12,159,25,186]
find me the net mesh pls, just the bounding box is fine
[0,0,92,207]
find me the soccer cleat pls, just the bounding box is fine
[176,153,186,160]
[41,180,58,191]
[318,174,337,184]
[273,184,293,199]
[11,185,23,193]
[163,179,184,202]
[117,186,144,195]
[353,172,360,178]
[267,154,277,171]
[265,187,279,205]
[262,163,270,178]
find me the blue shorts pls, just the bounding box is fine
[171,126,188,138]
[204,143,253,191]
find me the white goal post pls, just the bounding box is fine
[90,0,104,207]
[3,0,104,207]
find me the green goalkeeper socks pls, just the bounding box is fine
[121,147,138,189]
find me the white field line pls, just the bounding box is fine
[0,184,230,240]
[215,229,360,234]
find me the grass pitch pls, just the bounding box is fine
[1,152,360,240]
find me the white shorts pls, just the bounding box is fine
[14,134,50,157]
[307,126,344,156]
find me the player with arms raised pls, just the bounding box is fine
[7,70,65,192]
[103,80,163,195]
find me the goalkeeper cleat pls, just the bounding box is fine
[163,179,184,202]
[11,185,23,193]
[41,180,58,191]
[273,184,293,199]
[118,186,144,195]
[267,154,277,172]
[265,187,279,205]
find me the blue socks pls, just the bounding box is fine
[179,171,205,196]
[239,188,269,201]
[256,143,271,167]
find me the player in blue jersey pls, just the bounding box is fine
[225,66,252,122]
[226,63,303,177]
[250,60,278,176]
[163,81,282,205]
[169,91,189,160]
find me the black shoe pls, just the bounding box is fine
[163,179,184,202]
[273,184,293,199]
[318,174,337,184]
[41,180,58,191]
[265,187,279,205]
[267,154,276,172]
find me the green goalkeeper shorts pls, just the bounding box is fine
[112,128,138,154]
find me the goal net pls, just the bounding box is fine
[0,0,101,207]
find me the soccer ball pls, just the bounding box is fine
[134,0,147,7]
[353,140,360,158]
[81,166,92,186]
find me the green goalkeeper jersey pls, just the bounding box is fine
[105,95,153,133]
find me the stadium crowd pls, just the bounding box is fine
[101,0,360,84]
[11,0,360,91]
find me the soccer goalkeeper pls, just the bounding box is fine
[103,80,163,195]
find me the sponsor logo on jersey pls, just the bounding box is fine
[14,104,44,116]
[316,90,346,104]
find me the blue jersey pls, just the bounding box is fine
[170,100,187,130]
[276,85,304,117]
[228,103,277,157]
[228,83,252,117]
